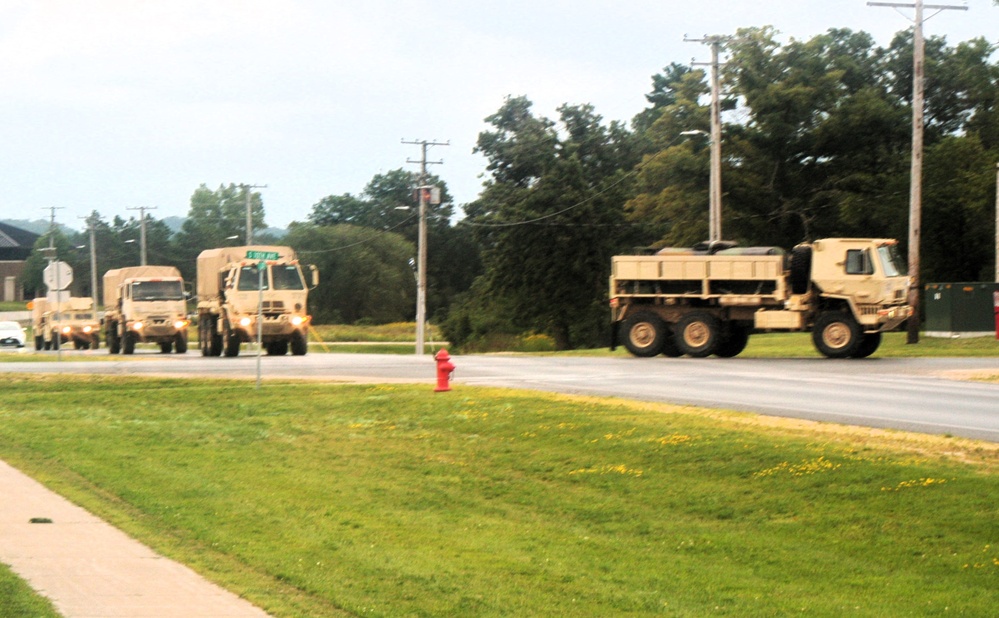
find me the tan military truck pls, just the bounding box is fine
[196,245,317,357]
[610,238,912,359]
[29,296,101,350]
[103,266,189,354]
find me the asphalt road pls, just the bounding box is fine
[4,349,999,442]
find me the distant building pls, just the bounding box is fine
[0,222,40,302]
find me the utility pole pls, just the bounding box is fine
[868,1,967,344]
[126,206,157,266]
[995,163,998,283]
[402,138,448,355]
[240,184,268,245]
[686,34,728,242]
[79,213,99,307]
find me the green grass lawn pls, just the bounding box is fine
[0,562,60,618]
[0,376,996,616]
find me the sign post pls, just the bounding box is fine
[245,251,277,389]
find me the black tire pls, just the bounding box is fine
[223,320,240,357]
[789,245,812,295]
[660,324,683,358]
[267,340,288,356]
[73,339,84,350]
[210,322,223,356]
[44,339,52,351]
[108,325,121,354]
[852,332,882,359]
[91,335,100,350]
[812,312,862,358]
[715,323,750,358]
[159,341,172,354]
[674,312,722,358]
[291,331,308,356]
[123,332,136,355]
[621,312,667,357]
[175,334,187,354]
[199,319,210,357]
[34,335,43,351]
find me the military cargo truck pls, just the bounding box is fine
[103,266,189,354]
[610,238,912,359]
[30,296,101,350]
[196,245,317,357]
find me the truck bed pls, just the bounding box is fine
[610,254,788,304]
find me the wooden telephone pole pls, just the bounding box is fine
[868,1,967,343]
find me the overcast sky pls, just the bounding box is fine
[1,0,996,231]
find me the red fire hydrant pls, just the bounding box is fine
[434,349,455,392]
[993,290,999,341]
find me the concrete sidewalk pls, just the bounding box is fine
[0,459,270,617]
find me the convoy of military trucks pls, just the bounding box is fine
[17,236,913,359]
[20,244,318,357]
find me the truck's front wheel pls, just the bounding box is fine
[812,312,862,358]
[291,331,308,356]
[223,320,240,357]
[34,335,43,351]
[107,323,120,354]
[851,332,882,358]
[123,332,136,355]
[621,312,666,357]
[675,312,721,357]
[175,334,187,354]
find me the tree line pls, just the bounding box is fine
[24,27,999,351]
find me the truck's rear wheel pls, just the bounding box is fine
[621,312,666,357]
[851,332,882,358]
[223,320,240,357]
[661,325,683,358]
[91,335,100,350]
[175,334,187,354]
[291,331,308,356]
[675,312,721,357]
[715,324,750,358]
[812,312,862,358]
[267,340,288,356]
[199,319,210,356]
[159,341,172,353]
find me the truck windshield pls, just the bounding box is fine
[272,265,305,290]
[237,266,268,291]
[132,280,185,301]
[877,244,907,277]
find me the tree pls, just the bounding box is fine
[309,169,476,321]
[629,24,999,276]
[284,223,415,324]
[171,184,267,281]
[464,96,638,350]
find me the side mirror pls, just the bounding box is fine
[308,264,319,290]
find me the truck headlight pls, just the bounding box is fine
[239,317,252,328]
[61,326,72,335]
[291,315,305,326]
[132,321,144,331]
[83,326,92,334]
[173,320,188,330]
